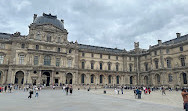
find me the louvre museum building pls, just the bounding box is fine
[0,13,187,88]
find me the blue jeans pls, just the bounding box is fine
[35,93,38,97]
[184,103,188,111]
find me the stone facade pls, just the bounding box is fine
[0,13,187,88]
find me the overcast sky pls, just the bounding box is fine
[0,0,188,50]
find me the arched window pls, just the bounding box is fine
[81,74,85,84]
[168,74,173,82]
[44,56,51,66]
[130,76,133,84]
[100,75,103,84]
[183,73,187,84]
[116,76,119,84]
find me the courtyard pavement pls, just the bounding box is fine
[0,89,183,111]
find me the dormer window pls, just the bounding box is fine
[180,46,183,51]
[47,35,51,42]
[21,44,25,49]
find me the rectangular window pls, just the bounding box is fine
[167,59,171,68]
[44,56,51,66]
[82,52,85,57]
[129,64,132,72]
[108,55,110,59]
[34,56,38,65]
[82,62,85,69]
[21,44,25,49]
[180,46,183,51]
[0,43,5,49]
[116,56,118,60]
[91,63,94,69]
[108,64,111,70]
[19,55,24,64]
[145,63,148,71]
[100,54,102,58]
[154,51,157,56]
[57,47,61,52]
[129,57,131,61]
[68,60,72,67]
[56,58,60,67]
[36,45,39,50]
[47,35,51,42]
[166,49,169,54]
[155,61,158,69]
[116,64,119,71]
[0,55,4,64]
[181,58,185,66]
[91,53,94,58]
[100,63,102,70]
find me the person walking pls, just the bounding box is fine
[162,87,166,95]
[148,88,151,94]
[28,89,33,99]
[4,86,7,93]
[121,87,124,94]
[182,88,188,111]
[35,87,39,97]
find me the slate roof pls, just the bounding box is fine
[78,44,126,53]
[0,33,12,39]
[163,34,188,45]
[33,13,64,30]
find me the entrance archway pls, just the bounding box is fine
[66,73,73,84]
[130,76,133,85]
[42,72,50,86]
[15,71,24,86]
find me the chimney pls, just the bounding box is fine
[158,40,162,45]
[33,14,37,22]
[176,33,181,38]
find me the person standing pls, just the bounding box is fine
[182,88,188,111]
[65,85,69,95]
[70,85,73,95]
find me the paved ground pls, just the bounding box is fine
[0,89,184,111]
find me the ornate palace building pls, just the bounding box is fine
[0,13,187,88]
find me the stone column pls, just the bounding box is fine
[37,71,42,85]
[51,71,55,85]
[62,72,66,84]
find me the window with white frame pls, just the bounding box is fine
[0,55,4,64]
[56,58,60,67]
[68,59,72,67]
[19,55,24,64]
[34,56,38,65]
[44,56,51,66]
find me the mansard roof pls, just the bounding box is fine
[0,33,12,39]
[162,34,188,45]
[78,44,126,53]
[33,13,64,30]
